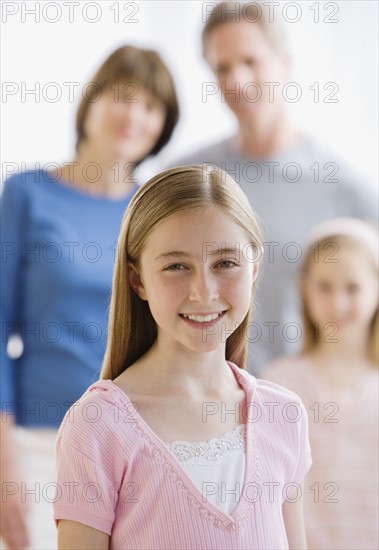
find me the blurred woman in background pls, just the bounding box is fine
[1,44,179,549]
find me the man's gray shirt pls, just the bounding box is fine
[172,135,378,374]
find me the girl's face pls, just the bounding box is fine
[83,83,166,162]
[302,245,378,335]
[129,206,260,355]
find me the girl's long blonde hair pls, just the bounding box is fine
[300,234,379,365]
[101,165,263,380]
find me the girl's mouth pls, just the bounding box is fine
[179,311,226,326]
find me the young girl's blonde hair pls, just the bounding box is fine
[300,223,379,365]
[101,165,263,380]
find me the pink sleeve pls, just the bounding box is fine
[53,436,116,535]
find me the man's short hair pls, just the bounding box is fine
[202,2,289,58]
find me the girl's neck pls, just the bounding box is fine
[123,340,240,400]
[308,327,374,384]
[308,354,373,394]
[60,145,138,199]
[315,324,370,361]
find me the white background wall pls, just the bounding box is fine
[2,0,378,187]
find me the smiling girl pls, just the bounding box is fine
[54,165,312,550]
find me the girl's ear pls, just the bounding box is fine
[128,263,148,301]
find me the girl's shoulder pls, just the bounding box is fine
[65,377,125,404]
[260,355,310,386]
[56,381,133,490]
[229,361,308,411]
[254,374,310,422]
[233,365,312,468]
[263,354,308,373]
[57,380,136,452]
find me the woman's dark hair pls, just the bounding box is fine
[76,45,179,162]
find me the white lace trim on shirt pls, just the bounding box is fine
[165,424,246,464]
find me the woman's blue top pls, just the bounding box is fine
[1,169,137,427]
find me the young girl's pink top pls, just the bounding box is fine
[263,355,379,550]
[54,361,312,550]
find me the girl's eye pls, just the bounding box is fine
[164,263,186,271]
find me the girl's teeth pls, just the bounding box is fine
[183,313,221,323]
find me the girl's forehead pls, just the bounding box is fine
[139,207,253,259]
[307,246,377,278]
[318,242,375,263]
[148,207,250,239]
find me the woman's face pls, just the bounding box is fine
[83,82,166,163]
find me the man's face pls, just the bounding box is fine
[204,21,289,124]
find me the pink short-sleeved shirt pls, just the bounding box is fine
[54,361,312,550]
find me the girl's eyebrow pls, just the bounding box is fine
[154,251,190,260]
[154,247,240,261]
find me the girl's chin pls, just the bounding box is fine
[318,320,357,338]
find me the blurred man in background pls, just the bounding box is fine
[174,1,377,373]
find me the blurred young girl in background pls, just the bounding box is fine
[264,217,378,550]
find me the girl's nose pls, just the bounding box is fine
[188,271,219,304]
[329,291,350,313]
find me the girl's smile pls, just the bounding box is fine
[179,310,226,328]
